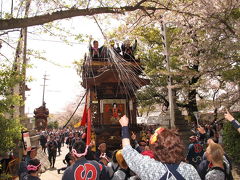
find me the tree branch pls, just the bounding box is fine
[0,39,15,49]
[0,53,13,64]
[0,29,20,36]
[220,19,236,35]
[153,93,169,107]
[0,6,164,30]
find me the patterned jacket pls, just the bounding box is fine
[123,145,201,180]
[62,157,109,180]
[205,168,225,180]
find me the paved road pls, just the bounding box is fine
[40,145,69,180]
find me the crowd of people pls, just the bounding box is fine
[89,38,138,61]
[17,110,240,180]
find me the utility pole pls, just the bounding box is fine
[42,73,49,106]
[19,27,28,117]
[19,0,31,118]
[160,21,175,129]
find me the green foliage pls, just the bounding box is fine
[73,59,85,76]
[230,8,240,20]
[4,13,13,19]
[0,65,22,154]
[221,65,240,83]
[223,113,240,163]
[0,173,12,180]
[132,26,183,110]
[0,115,22,154]
[47,121,59,129]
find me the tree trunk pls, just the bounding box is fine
[12,0,32,119]
[187,64,200,122]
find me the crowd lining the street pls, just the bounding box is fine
[15,110,240,180]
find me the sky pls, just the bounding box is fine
[1,1,126,115]
[0,16,118,115]
[24,17,108,115]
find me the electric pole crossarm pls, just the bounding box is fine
[41,73,49,106]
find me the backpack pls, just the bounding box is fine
[207,166,233,180]
[223,155,234,180]
[119,168,131,180]
[110,164,119,179]
[207,167,226,179]
[160,164,185,180]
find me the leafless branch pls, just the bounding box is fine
[0,53,13,64]
[0,38,15,49]
[0,29,20,36]
[128,15,145,30]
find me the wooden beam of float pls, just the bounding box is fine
[82,69,150,89]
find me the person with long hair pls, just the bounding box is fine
[119,115,201,180]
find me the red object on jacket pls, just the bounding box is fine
[141,150,155,159]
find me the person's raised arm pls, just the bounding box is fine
[119,116,163,179]
[119,115,130,148]
[197,126,207,141]
[224,109,240,133]
[131,132,142,153]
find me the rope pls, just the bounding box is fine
[93,16,108,43]
[63,91,87,128]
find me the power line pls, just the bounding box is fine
[4,36,84,45]
[26,37,82,44]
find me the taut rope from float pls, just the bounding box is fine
[93,16,109,44]
[63,91,87,128]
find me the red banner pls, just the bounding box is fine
[86,108,92,145]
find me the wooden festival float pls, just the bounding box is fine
[34,74,49,131]
[34,102,49,131]
[81,48,149,150]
